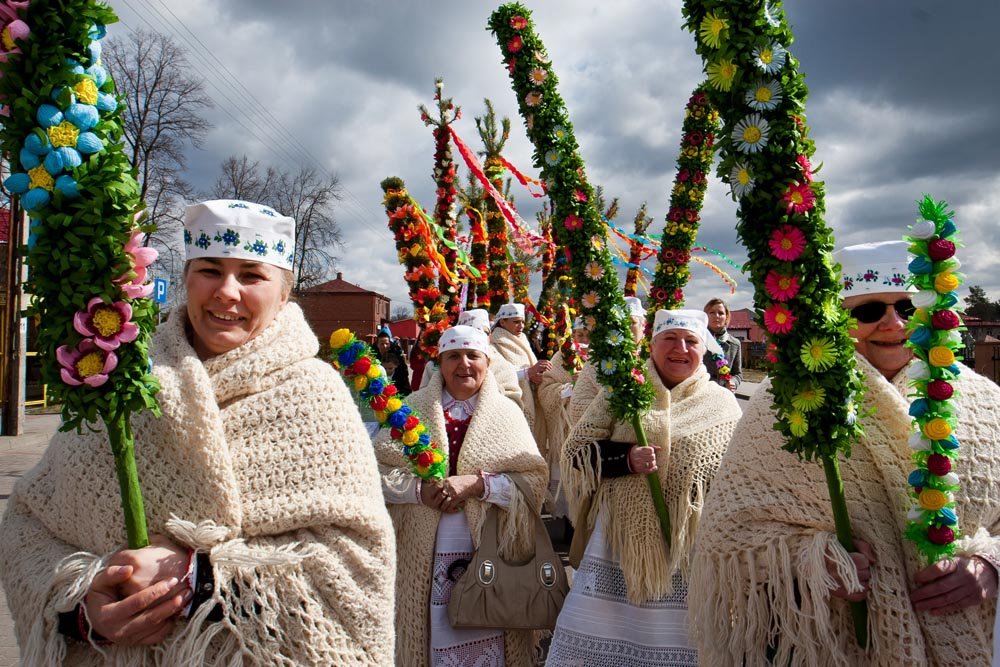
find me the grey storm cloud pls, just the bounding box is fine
[108,0,1000,311]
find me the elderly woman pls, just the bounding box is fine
[545,309,741,666]
[703,297,743,390]
[376,325,548,666]
[0,200,396,665]
[690,240,1000,665]
[490,302,551,453]
[537,317,589,521]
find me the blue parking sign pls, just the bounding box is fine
[154,278,168,304]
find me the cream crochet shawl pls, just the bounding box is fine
[489,326,545,450]
[0,303,396,666]
[562,360,741,604]
[537,350,575,471]
[566,360,600,427]
[374,371,548,667]
[690,354,1000,666]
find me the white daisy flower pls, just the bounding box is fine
[730,162,755,198]
[753,42,787,74]
[763,2,781,27]
[745,79,783,111]
[731,113,771,154]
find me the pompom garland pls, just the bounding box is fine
[329,328,447,480]
[903,196,965,562]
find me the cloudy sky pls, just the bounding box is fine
[106,0,1000,314]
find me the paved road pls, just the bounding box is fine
[0,414,60,667]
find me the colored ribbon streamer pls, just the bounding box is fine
[448,125,551,254]
[498,155,547,198]
[406,195,482,281]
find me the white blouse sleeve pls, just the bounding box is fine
[479,472,513,509]
[382,467,422,505]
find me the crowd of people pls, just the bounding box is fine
[2,204,999,667]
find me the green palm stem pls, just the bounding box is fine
[823,455,869,649]
[106,413,148,549]
[632,413,671,547]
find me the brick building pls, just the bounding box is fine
[297,272,390,347]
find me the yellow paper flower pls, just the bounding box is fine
[386,398,402,412]
[73,78,99,105]
[923,418,953,441]
[431,450,444,464]
[329,329,353,350]
[699,11,729,49]
[28,165,54,191]
[48,120,80,149]
[707,58,737,92]
[366,366,382,379]
[928,346,956,367]
[919,488,948,511]
[374,410,387,423]
[354,375,368,391]
[934,272,959,293]
[402,430,418,445]
[791,386,826,412]
[787,410,808,437]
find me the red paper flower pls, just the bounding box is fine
[795,154,814,182]
[927,453,952,476]
[927,379,954,401]
[687,130,704,146]
[384,385,398,397]
[564,213,583,231]
[764,270,801,302]
[574,189,588,203]
[928,239,956,262]
[509,15,528,30]
[405,415,419,430]
[782,182,816,214]
[764,304,796,335]
[927,525,955,546]
[507,35,523,53]
[930,310,960,330]
[769,225,807,261]
[352,357,372,376]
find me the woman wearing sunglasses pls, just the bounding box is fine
[689,240,1000,665]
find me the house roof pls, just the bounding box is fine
[302,272,388,299]
[388,318,419,340]
[728,308,754,330]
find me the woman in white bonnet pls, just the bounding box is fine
[546,308,741,666]
[0,200,396,665]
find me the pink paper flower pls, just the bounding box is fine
[57,339,118,387]
[563,213,583,231]
[509,15,528,30]
[574,189,587,203]
[764,303,796,335]
[795,154,814,182]
[507,35,523,53]
[782,182,816,214]
[764,270,801,302]
[631,367,646,384]
[117,229,158,298]
[73,297,140,351]
[768,225,807,261]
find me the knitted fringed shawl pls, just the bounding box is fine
[566,360,600,427]
[489,326,546,453]
[690,354,1000,666]
[561,360,741,604]
[537,350,575,472]
[0,303,396,666]
[373,371,548,667]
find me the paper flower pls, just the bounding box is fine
[509,15,528,30]
[764,270,800,301]
[584,261,604,280]
[528,68,547,85]
[745,79,782,111]
[699,11,729,49]
[73,297,140,351]
[787,410,808,437]
[707,58,737,92]
[116,229,158,299]
[507,35,523,53]
[581,291,600,309]
[783,182,816,214]
[791,385,826,412]
[545,149,561,166]
[764,303,795,334]
[732,113,770,153]
[752,42,787,74]
[768,225,807,261]
[600,358,617,375]
[57,339,118,387]
[564,213,582,231]
[730,162,755,198]
[525,90,542,106]
[799,337,837,371]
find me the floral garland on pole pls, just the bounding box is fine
[646,86,719,317]
[329,329,446,479]
[465,207,489,309]
[380,177,450,359]
[419,78,462,321]
[680,0,869,645]
[0,0,159,549]
[489,4,669,544]
[623,203,652,297]
[473,99,514,314]
[903,196,964,562]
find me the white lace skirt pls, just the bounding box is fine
[430,511,506,667]
[545,514,696,667]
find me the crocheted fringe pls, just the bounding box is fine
[20,552,106,667]
[470,481,534,559]
[689,531,874,666]
[559,435,601,523]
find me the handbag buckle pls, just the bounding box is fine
[478,560,496,586]
[539,562,557,588]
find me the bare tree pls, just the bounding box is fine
[210,156,344,292]
[391,305,413,321]
[105,28,213,298]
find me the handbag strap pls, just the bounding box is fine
[504,471,540,517]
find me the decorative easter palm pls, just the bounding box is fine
[474,99,514,314]
[0,0,159,548]
[680,0,869,646]
[622,203,653,298]
[489,5,669,545]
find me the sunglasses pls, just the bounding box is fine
[849,298,915,324]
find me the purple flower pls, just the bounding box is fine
[57,339,118,387]
[73,297,139,351]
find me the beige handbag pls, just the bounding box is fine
[447,472,569,630]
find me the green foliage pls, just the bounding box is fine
[679,0,865,460]
[488,4,655,421]
[0,0,159,432]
